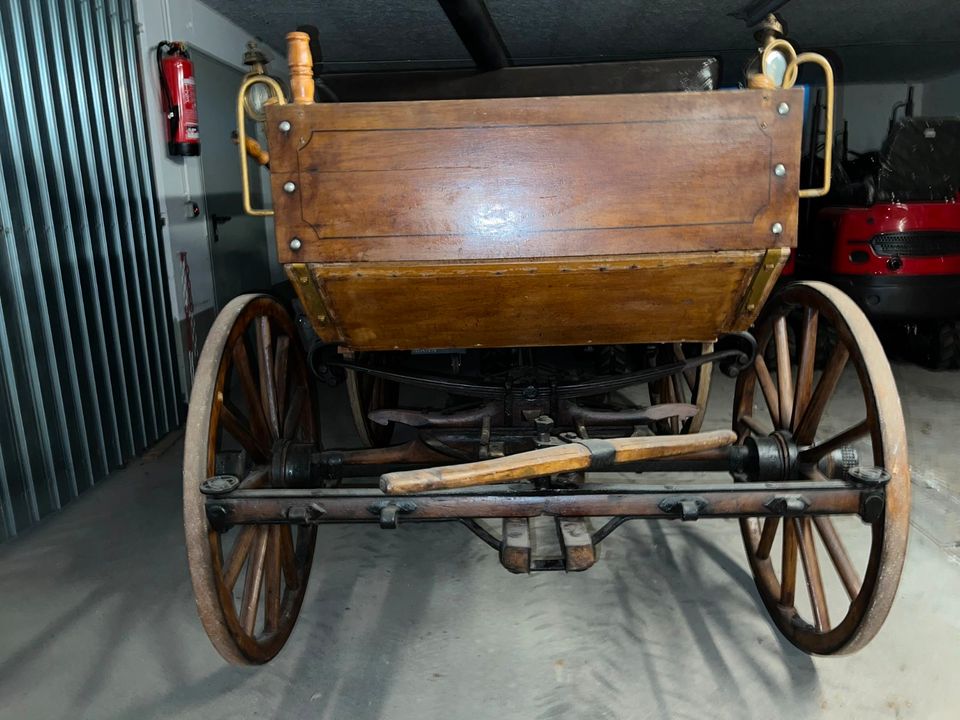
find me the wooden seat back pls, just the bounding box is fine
[267,88,802,350]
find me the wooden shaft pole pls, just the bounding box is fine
[380,430,736,494]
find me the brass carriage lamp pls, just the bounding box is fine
[746,13,836,199]
[241,41,286,123]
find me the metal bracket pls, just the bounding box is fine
[845,466,891,487]
[285,263,333,332]
[860,491,885,524]
[570,438,617,469]
[369,500,417,529]
[205,504,230,533]
[845,467,889,523]
[658,496,708,521]
[764,494,810,516]
[199,475,240,496]
[715,331,758,378]
[286,502,327,524]
[738,247,789,319]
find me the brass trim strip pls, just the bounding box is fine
[285,264,336,340]
[739,247,790,320]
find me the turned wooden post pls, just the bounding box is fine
[286,31,314,105]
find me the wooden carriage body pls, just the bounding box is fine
[183,29,913,666]
[266,88,802,350]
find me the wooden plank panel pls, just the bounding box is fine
[309,251,764,350]
[296,121,767,239]
[267,88,802,264]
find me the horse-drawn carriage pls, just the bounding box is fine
[183,23,909,665]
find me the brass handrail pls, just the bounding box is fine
[753,39,835,199]
[236,74,286,217]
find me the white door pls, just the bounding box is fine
[192,52,272,310]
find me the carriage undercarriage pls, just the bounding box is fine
[184,283,908,664]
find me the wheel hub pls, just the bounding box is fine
[746,430,800,483]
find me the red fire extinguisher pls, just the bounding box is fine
[157,41,201,156]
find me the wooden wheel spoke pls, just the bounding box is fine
[275,336,290,431]
[668,345,692,394]
[774,316,794,430]
[756,516,779,560]
[240,527,269,635]
[739,413,772,437]
[231,342,271,446]
[279,525,300,590]
[795,342,850,445]
[256,318,281,440]
[237,466,269,490]
[672,374,685,404]
[219,400,270,462]
[780,518,798,607]
[753,355,781,429]
[366,377,388,430]
[222,526,256,590]
[813,516,862,600]
[263,527,282,634]
[661,371,680,434]
[680,351,698,392]
[796,518,831,632]
[670,375,683,433]
[798,419,870,465]
[282,386,306,441]
[792,308,819,430]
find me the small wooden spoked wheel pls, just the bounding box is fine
[734,281,909,655]
[183,294,317,665]
[346,353,400,447]
[649,343,714,433]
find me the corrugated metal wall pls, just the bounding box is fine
[0,0,180,539]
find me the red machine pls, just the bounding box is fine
[795,115,960,367]
[157,41,200,156]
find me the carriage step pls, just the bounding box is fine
[499,517,596,573]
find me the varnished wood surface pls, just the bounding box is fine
[381,429,737,494]
[304,251,766,349]
[286,32,314,106]
[270,88,802,349]
[267,88,802,265]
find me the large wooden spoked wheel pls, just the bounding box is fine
[184,294,317,665]
[734,281,909,655]
[346,353,400,447]
[649,343,714,434]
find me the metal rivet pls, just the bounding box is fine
[289,237,302,251]
[774,163,786,177]
[771,222,784,235]
[283,181,296,194]
[777,102,790,115]
[278,120,291,133]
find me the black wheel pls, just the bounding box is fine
[908,321,960,370]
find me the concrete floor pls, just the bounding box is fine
[1,363,959,720]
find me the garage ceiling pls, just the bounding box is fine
[202,0,960,82]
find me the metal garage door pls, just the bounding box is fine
[0,0,180,539]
